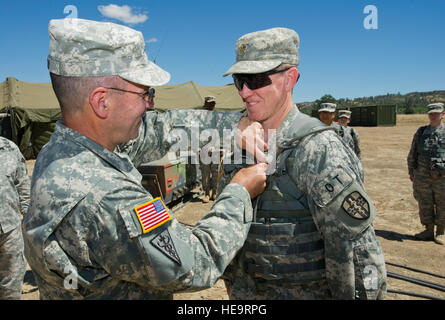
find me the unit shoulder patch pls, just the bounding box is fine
[342,191,370,220]
[150,229,182,266]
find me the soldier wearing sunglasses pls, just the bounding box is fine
[218,27,387,300]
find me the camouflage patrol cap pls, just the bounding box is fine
[427,102,444,114]
[47,18,170,86]
[223,27,299,76]
[338,110,352,118]
[205,96,216,103]
[319,103,337,113]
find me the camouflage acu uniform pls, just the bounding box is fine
[407,123,445,227]
[199,96,221,199]
[331,122,343,133]
[338,125,361,160]
[336,110,361,160]
[220,27,386,299]
[24,110,253,299]
[218,107,386,299]
[200,157,219,197]
[23,18,255,300]
[319,105,361,159]
[0,137,30,299]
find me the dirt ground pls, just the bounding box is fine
[21,114,445,300]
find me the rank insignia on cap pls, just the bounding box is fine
[134,197,172,233]
[239,44,247,55]
[151,229,182,265]
[342,192,370,220]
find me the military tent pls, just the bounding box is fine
[0,77,62,159]
[153,80,245,111]
[0,77,245,158]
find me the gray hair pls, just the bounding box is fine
[50,73,125,115]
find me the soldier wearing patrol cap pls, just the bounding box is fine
[218,27,386,299]
[318,102,345,136]
[318,103,337,125]
[22,18,268,299]
[338,110,361,160]
[200,96,219,202]
[408,102,445,245]
[203,96,216,110]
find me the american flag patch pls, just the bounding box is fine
[134,198,172,233]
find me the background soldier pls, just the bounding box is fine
[338,110,361,160]
[218,27,386,299]
[318,102,338,127]
[0,136,30,299]
[23,18,267,299]
[407,102,445,245]
[200,96,219,202]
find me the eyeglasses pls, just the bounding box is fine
[105,87,155,102]
[232,67,291,91]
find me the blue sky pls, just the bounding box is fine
[0,0,444,103]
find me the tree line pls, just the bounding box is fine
[298,90,445,115]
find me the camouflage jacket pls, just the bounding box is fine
[23,110,254,300]
[0,137,30,234]
[218,106,387,299]
[407,124,445,175]
[340,125,361,160]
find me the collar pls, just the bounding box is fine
[53,121,136,175]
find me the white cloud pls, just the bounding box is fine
[146,38,158,43]
[98,4,148,25]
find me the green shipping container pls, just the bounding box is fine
[349,105,396,126]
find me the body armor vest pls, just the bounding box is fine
[240,148,326,283]
[418,125,445,170]
[218,108,334,285]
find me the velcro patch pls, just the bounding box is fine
[134,197,172,233]
[150,229,182,265]
[342,192,370,220]
[313,168,354,207]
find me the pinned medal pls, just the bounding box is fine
[217,153,225,180]
[134,197,172,233]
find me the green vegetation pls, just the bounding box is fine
[298,90,445,115]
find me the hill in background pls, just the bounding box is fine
[297,90,445,115]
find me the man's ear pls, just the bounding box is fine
[89,87,109,119]
[285,67,299,91]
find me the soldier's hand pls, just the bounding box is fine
[409,174,414,182]
[237,117,268,163]
[230,163,267,199]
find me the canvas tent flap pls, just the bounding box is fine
[0,77,62,158]
[1,77,60,110]
[153,81,245,112]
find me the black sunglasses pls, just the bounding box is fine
[232,67,292,91]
